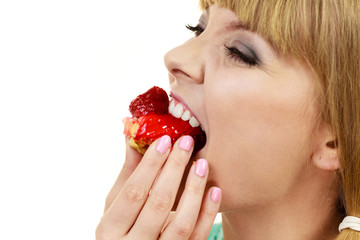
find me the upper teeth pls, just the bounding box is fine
[168,99,200,128]
[172,104,183,118]
[181,110,191,121]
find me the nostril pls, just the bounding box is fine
[172,68,192,79]
[164,45,205,84]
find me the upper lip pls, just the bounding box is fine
[170,91,207,154]
[170,91,203,128]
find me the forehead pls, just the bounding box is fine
[200,6,247,33]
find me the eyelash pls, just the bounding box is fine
[186,24,259,67]
[225,46,259,66]
[185,24,204,37]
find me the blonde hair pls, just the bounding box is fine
[199,0,360,239]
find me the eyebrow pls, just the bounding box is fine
[205,6,210,17]
[199,8,210,23]
[226,21,247,31]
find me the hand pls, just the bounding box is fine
[96,135,222,240]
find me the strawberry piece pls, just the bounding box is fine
[129,86,169,118]
[124,86,206,154]
[123,114,206,154]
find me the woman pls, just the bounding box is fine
[96,0,360,239]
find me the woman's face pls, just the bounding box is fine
[164,5,319,211]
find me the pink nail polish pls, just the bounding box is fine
[210,187,221,202]
[195,158,208,177]
[156,135,171,154]
[178,135,194,151]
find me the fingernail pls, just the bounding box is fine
[195,158,208,177]
[156,135,171,154]
[178,135,194,151]
[210,187,221,202]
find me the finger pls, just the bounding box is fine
[189,187,222,240]
[162,211,176,232]
[123,136,143,172]
[97,135,172,238]
[129,135,195,239]
[104,137,142,212]
[159,158,209,240]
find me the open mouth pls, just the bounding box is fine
[169,98,200,127]
[124,86,207,154]
[169,94,207,152]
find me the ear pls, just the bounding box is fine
[311,123,340,171]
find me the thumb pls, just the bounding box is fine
[104,137,143,212]
[123,136,143,172]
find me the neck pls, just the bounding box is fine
[221,172,343,240]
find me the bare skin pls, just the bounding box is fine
[96,136,222,239]
[164,5,342,240]
[97,4,342,240]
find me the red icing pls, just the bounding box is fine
[133,114,205,149]
[124,86,206,152]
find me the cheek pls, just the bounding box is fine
[203,68,317,205]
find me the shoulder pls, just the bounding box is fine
[207,223,224,240]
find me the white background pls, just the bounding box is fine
[0,0,221,239]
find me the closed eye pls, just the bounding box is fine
[225,46,260,67]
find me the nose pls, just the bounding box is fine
[164,38,205,84]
